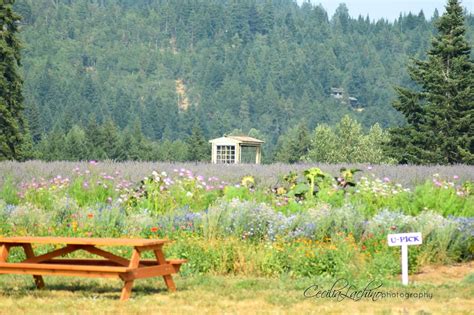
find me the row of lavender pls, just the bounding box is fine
[1,161,473,187]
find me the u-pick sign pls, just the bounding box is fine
[387,232,422,246]
[387,232,422,285]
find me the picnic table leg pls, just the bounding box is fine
[120,248,141,301]
[22,244,45,289]
[154,248,176,292]
[0,244,9,262]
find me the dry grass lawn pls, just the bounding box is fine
[0,264,472,315]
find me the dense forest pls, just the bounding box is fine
[10,0,474,161]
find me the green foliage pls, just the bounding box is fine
[303,167,329,199]
[303,115,394,163]
[0,166,472,278]
[275,122,311,163]
[390,0,474,164]
[12,0,470,161]
[0,0,30,160]
[349,175,474,217]
[186,125,209,162]
[0,177,19,205]
[124,171,222,214]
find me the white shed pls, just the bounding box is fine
[209,136,264,164]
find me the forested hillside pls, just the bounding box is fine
[13,0,474,161]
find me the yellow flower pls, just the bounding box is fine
[71,221,78,232]
[241,175,255,188]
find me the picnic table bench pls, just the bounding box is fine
[0,237,186,300]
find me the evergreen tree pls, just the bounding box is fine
[64,125,88,160]
[99,119,121,159]
[25,101,42,143]
[390,0,474,164]
[37,125,66,161]
[186,124,208,161]
[275,122,310,163]
[0,0,29,160]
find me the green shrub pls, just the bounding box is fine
[0,177,19,205]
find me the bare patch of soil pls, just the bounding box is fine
[411,261,473,284]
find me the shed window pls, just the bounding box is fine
[216,145,235,164]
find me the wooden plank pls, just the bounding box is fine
[0,237,169,247]
[120,248,141,301]
[167,259,187,265]
[22,245,80,264]
[125,264,176,281]
[22,244,46,289]
[81,246,133,267]
[0,268,121,279]
[135,244,166,253]
[42,259,123,266]
[0,245,9,263]
[0,263,129,272]
[44,259,186,269]
[154,249,176,292]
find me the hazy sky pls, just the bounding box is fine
[297,0,474,21]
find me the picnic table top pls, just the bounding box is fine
[0,237,170,247]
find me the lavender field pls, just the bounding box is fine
[1,161,473,187]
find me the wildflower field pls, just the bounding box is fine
[0,161,473,313]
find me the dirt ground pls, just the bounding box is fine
[411,261,474,284]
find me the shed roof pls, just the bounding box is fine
[209,135,264,145]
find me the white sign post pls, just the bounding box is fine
[387,232,422,285]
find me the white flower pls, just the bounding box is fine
[186,191,193,197]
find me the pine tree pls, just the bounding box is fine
[275,122,310,163]
[0,0,29,160]
[25,101,42,143]
[186,124,208,161]
[390,0,474,164]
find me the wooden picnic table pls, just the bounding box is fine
[0,237,186,300]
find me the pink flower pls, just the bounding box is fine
[453,175,459,180]
[383,177,390,183]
